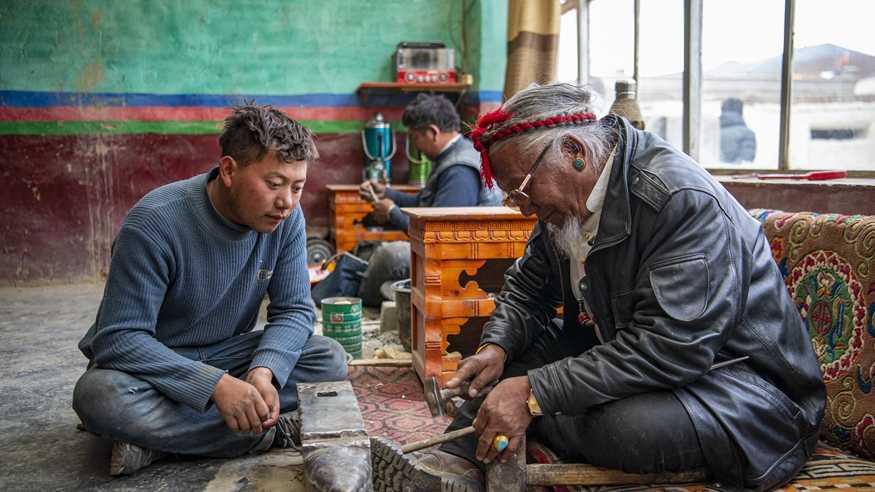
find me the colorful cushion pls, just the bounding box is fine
[752,209,875,459]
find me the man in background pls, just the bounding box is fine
[353,94,501,306]
[73,104,347,475]
[719,97,757,163]
[362,93,499,230]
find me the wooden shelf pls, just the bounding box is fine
[356,82,471,101]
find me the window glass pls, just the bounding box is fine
[700,1,784,169]
[588,0,634,113]
[557,7,579,83]
[638,0,684,150]
[790,0,875,171]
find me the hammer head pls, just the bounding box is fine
[423,376,446,417]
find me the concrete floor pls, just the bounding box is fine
[0,283,313,491]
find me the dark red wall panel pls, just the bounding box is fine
[0,133,408,284]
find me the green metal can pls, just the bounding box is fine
[321,297,363,359]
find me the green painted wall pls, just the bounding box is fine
[0,0,506,95]
[465,0,508,93]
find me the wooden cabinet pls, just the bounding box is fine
[403,207,537,384]
[327,184,421,253]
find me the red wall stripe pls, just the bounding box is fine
[0,106,406,122]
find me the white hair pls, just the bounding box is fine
[487,82,615,171]
[547,216,588,261]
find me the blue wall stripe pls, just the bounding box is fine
[0,90,504,108]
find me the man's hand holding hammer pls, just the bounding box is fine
[446,344,534,464]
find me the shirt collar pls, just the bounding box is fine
[585,144,618,216]
[579,144,618,240]
[437,133,462,157]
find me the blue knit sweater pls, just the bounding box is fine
[78,168,315,411]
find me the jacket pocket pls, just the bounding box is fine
[648,253,709,322]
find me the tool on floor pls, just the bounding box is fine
[423,375,496,417]
[731,170,847,180]
[399,425,509,454]
[401,425,476,454]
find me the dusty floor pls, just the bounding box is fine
[0,283,392,491]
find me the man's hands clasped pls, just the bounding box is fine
[212,367,280,434]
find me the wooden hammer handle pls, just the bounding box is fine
[400,426,476,454]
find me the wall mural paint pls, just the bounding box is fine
[0,0,507,284]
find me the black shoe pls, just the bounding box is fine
[109,441,166,476]
[272,411,302,449]
[371,436,483,492]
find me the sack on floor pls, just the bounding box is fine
[311,252,369,306]
[357,241,411,307]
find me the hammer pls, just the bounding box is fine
[423,376,496,418]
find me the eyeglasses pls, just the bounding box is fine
[502,137,554,208]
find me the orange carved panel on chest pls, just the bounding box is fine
[403,207,537,385]
[326,184,421,252]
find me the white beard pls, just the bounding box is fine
[546,216,587,261]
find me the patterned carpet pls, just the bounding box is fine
[350,365,451,446]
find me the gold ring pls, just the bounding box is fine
[492,434,509,452]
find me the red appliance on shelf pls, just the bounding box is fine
[394,41,457,84]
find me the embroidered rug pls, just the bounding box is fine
[350,365,450,446]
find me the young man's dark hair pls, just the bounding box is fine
[219,103,319,165]
[401,94,461,132]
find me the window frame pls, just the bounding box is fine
[565,0,874,178]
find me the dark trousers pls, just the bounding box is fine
[73,333,347,458]
[441,319,707,475]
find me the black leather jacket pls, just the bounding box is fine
[480,117,826,490]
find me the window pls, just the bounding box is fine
[789,0,875,171]
[701,1,784,169]
[563,0,875,174]
[638,0,684,150]
[588,0,634,108]
[557,6,579,83]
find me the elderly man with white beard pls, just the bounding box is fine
[371,82,826,492]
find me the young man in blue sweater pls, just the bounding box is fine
[73,104,347,475]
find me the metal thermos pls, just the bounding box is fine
[362,113,396,183]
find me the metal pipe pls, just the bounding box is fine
[683,0,702,161]
[778,0,796,171]
[577,0,590,85]
[633,0,640,86]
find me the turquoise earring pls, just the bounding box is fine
[573,156,585,171]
